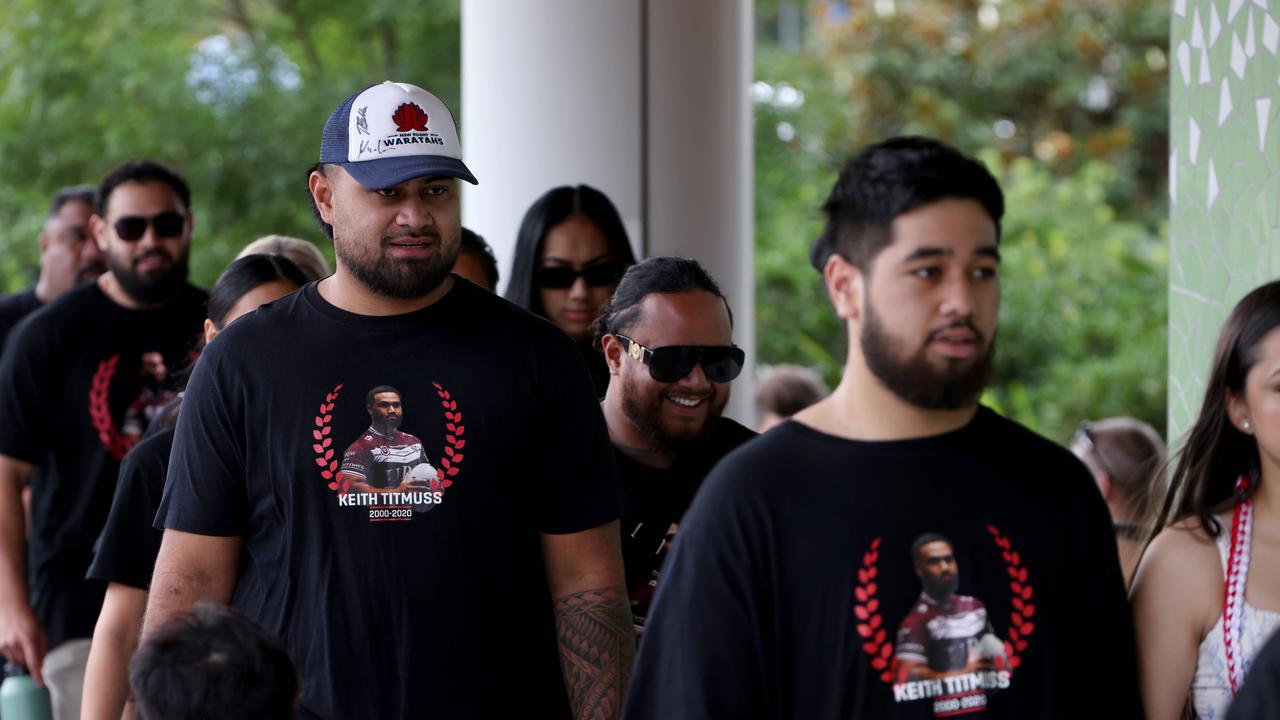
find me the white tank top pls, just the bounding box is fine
[1191,528,1280,718]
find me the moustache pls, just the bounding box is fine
[382,228,442,246]
[926,319,985,344]
[133,250,174,266]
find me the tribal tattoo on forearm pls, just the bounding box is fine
[554,586,634,720]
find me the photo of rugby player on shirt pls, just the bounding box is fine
[340,385,438,494]
[895,533,1004,680]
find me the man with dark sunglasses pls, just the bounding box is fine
[593,257,754,635]
[624,138,1140,719]
[0,160,205,719]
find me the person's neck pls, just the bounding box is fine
[1251,456,1280,522]
[601,392,674,469]
[793,358,978,441]
[97,273,167,311]
[318,268,453,316]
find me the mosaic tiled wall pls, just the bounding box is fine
[1169,0,1280,442]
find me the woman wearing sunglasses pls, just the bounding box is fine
[1131,280,1280,719]
[504,185,637,395]
[80,254,310,720]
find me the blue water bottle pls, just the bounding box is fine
[0,662,53,720]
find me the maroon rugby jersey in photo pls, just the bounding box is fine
[340,428,427,489]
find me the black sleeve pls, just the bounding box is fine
[1227,630,1280,720]
[1056,461,1145,718]
[87,428,175,590]
[155,340,250,537]
[624,459,774,719]
[0,312,57,463]
[532,329,623,534]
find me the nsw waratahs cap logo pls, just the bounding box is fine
[392,102,429,132]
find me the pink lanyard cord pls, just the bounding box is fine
[1222,473,1253,695]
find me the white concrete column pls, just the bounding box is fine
[461,0,756,424]
[644,0,754,424]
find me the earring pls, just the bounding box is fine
[1243,420,1253,432]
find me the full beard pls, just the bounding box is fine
[107,250,189,305]
[861,298,993,411]
[619,373,726,455]
[922,574,959,600]
[335,228,458,300]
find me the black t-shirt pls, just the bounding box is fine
[616,417,755,627]
[0,281,206,648]
[1228,629,1280,719]
[623,409,1142,719]
[0,287,42,352]
[87,427,175,590]
[157,280,623,720]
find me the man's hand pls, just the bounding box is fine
[0,601,47,684]
[0,455,39,682]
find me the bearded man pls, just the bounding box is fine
[593,256,753,633]
[0,160,205,720]
[624,137,1142,720]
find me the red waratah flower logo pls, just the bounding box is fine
[392,103,428,132]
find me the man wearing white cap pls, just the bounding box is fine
[142,82,632,720]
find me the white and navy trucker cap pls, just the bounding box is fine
[319,81,478,189]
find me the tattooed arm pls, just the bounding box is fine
[542,520,634,720]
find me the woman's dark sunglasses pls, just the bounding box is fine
[616,334,745,383]
[535,263,623,289]
[113,212,186,242]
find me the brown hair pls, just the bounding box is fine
[1152,280,1280,538]
[1080,417,1165,520]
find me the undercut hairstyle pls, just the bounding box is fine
[459,227,500,289]
[755,364,828,419]
[1152,279,1280,538]
[47,184,96,217]
[811,136,1004,272]
[366,385,401,407]
[591,256,733,349]
[910,532,953,564]
[1082,417,1166,520]
[129,604,298,720]
[504,184,637,317]
[237,235,331,282]
[207,254,309,330]
[306,163,334,241]
[96,159,191,217]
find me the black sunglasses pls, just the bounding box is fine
[616,334,745,384]
[112,212,186,242]
[1073,420,1116,477]
[535,263,622,289]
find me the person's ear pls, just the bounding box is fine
[89,214,109,254]
[204,318,218,345]
[824,254,865,323]
[309,170,336,227]
[602,334,624,375]
[1226,390,1253,434]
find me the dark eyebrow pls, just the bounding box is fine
[901,245,1002,263]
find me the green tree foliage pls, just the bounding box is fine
[754,0,1169,442]
[0,0,460,289]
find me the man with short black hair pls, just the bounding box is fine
[625,137,1141,718]
[147,81,631,720]
[0,185,103,351]
[0,160,206,720]
[593,257,754,632]
[129,603,298,720]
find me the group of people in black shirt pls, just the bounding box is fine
[1,77,1278,720]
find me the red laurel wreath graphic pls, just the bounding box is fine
[88,355,133,461]
[433,382,463,492]
[311,383,466,497]
[853,526,1037,684]
[313,384,345,493]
